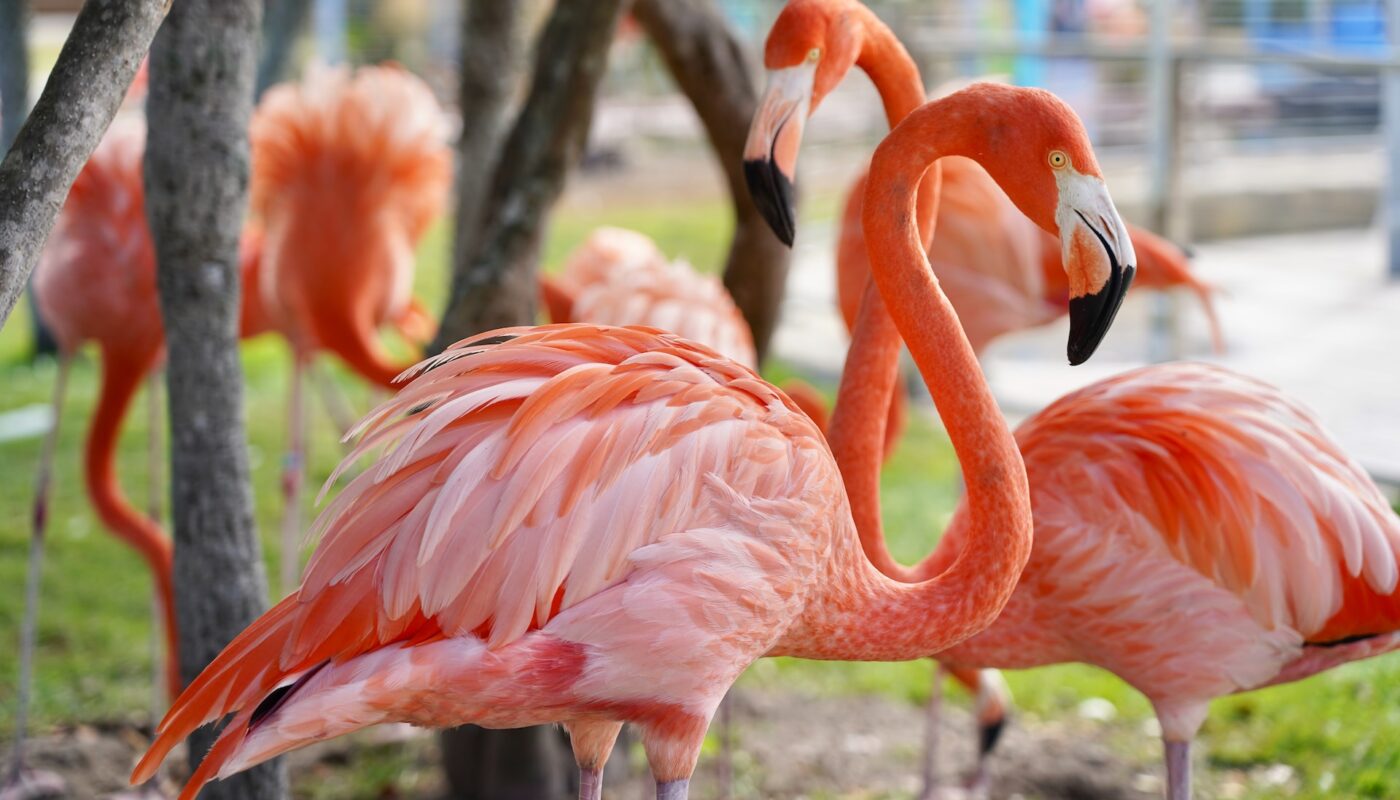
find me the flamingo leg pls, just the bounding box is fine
[279,355,308,595]
[919,662,944,800]
[577,768,602,800]
[3,357,71,797]
[312,360,359,441]
[1165,739,1192,800]
[655,779,690,800]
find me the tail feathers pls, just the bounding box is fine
[165,638,499,800]
[86,343,180,696]
[135,596,303,784]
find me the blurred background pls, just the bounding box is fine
[3,1,1400,798]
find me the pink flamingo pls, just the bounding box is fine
[132,84,1135,799]
[543,227,832,429]
[249,63,451,592]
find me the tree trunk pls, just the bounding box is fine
[435,2,626,796]
[256,0,313,98]
[0,0,165,331]
[145,0,287,798]
[430,0,627,353]
[450,0,534,277]
[633,0,793,365]
[0,0,28,153]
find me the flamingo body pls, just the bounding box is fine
[932,363,1400,738]
[137,325,842,797]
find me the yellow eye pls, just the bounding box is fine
[1048,150,1069,169]
[807,47,822,63]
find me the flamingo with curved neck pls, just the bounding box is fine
[132,85,1128,800]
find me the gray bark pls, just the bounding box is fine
[1,0,28,152]
[256,0,313,98]
[145,0,287,797]
[430,0,627,353]
[633,0,793,364]
[450,0,534,275]
[0,0,165,332]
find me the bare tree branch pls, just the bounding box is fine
[146,0,287,796]
[633,0,793,364]
[450,0,536,276]
[431,0,628,353]
[0,0,166,332]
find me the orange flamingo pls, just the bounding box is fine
[248,63,451,591]
[132,84,1135,800]
[749,14,1400,800]
[29,120,180,699]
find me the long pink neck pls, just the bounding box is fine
[826,7,935,581]
[779,91,1034,661]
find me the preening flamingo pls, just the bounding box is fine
[132,85,1134,799]
[248,63,451,591]
[543,227,832,429]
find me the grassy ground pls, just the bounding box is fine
[2,198,1400,799]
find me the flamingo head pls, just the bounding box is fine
[743,0,865,246]
[958,84,1137,364]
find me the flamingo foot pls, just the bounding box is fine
[0,768,65,800]
[655,778,690,800]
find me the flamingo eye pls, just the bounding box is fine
[1048,150,1069,170]
[807,47,821,63]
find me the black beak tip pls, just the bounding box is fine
[744,157,797,248]
[1067,264,1135,366]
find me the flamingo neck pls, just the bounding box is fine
[780,93,1033,662]
[825,8,939,580]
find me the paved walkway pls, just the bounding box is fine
[772,225,1400,491]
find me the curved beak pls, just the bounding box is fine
[744,64,816,247]
[1056,174,1137,365]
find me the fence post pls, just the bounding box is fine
[1386,0,1400,279]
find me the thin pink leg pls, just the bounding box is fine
[1165,739,1192,800]
[656,779,690,800]
[279,355,307,595]
[4,357,71,795]
[312,360,358,442]
[578,767,602,800]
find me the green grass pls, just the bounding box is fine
[3,198,1400,799]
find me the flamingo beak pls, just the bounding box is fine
[1057,174,1136,365]
[744,64,816,247]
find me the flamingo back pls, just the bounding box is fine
[1015,363,1400,644]
[558,226,670,291]
[571,259,758,368]
[33,119,163,359]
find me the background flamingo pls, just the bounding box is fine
[131,83,1135,800]
[248,63,451,591]
[898,363,1400,800]
[543,226,831,428]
